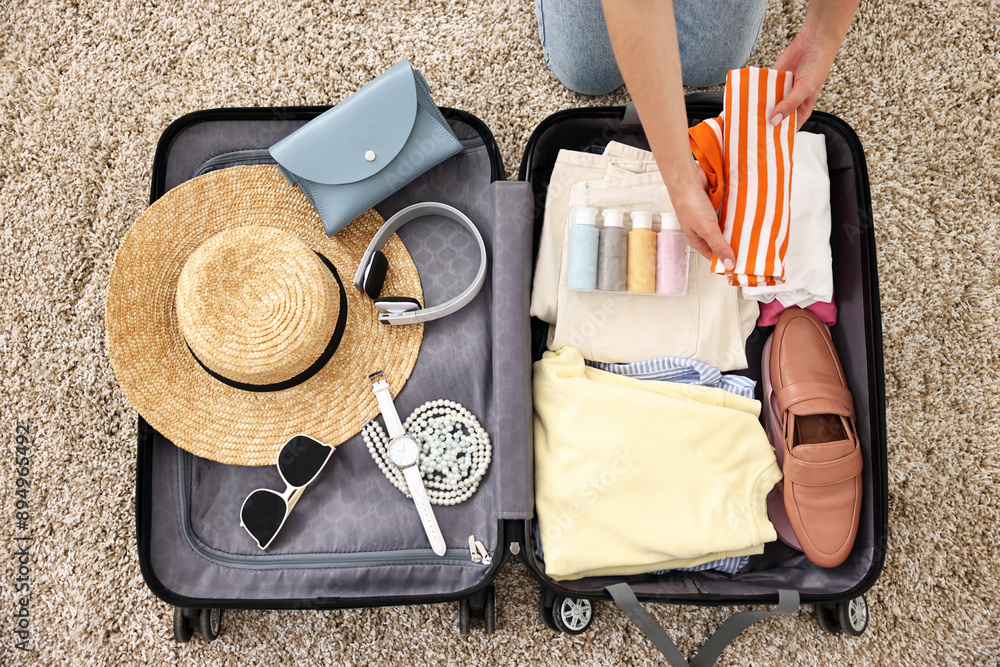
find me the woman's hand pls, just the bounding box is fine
[670,163,735,269]
[769,30,839,130]
[770,0,861,130]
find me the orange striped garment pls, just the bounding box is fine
[688,67,796,287]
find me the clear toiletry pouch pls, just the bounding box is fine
[550,181,708,365]
[564,184,691,297]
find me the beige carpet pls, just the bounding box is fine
[2,0,998,664]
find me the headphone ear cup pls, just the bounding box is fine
[362,251,389,300]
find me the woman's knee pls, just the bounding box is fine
[542,47,624,96]
[536,0,624,96]
[674,0,768,87]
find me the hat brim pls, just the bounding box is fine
[106,165,423,466]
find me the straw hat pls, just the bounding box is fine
[106,165,423,466]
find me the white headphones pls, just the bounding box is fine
[353,202,488,325]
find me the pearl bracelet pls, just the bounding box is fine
[363,399,492,506]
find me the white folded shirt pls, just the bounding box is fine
[741,131,833,308]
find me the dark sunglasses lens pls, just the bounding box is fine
[277,435,332,488]
[241,489,288,548]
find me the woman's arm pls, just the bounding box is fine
[601,0,736,267]
[601,0,860,261]
[771,0,862,128]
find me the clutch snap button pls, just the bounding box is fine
[365,150,376,162]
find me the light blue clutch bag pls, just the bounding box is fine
[269,60,463,236]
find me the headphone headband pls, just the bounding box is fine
[353,202,488,325]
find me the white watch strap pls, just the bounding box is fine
[402,465,446,556]
[370,373,404,439]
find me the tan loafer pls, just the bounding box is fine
[770,308,862,568]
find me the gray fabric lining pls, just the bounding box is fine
[144,114,533,602]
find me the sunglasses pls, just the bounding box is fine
[240,434,335,549]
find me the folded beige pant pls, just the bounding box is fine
[529,142,758,370]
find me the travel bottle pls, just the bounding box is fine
[566,207,600,291]
[656,212,688,295]
[597,209,627,292]
[627,210,656,293]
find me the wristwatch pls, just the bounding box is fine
[369,371,447,556]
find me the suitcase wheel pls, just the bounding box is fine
[199,608,223,642]
[172,606,223,643]
[483,586,497,634]
[838,595,868,636]
[814,595,867,637]
[457,585,498,635]
[458,597,471,634]
[173,607,194,643]
[544,595,594,635]
[538,597,561,633]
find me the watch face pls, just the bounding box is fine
[387,435,419,468]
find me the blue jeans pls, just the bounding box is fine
[535,0,768,94]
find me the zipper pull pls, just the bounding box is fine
[469,535,482,563]
[475,540,492,565]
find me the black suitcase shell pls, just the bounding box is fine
[134,96,886,648]
[134,106,536,631]
[516,95,886,633]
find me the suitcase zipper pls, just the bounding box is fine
[183,547,482,570]
[177,450,490,570]
[468,535,493,565]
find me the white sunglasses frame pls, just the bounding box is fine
[239,434,334,549]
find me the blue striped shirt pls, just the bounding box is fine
[586,356,757,400]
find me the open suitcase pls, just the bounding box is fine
[134,94,886,663]
[135,106,537,638]
[516,95,887,661]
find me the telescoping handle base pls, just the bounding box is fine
[605,583,800,667]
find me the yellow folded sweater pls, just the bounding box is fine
[534,347,781,580]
